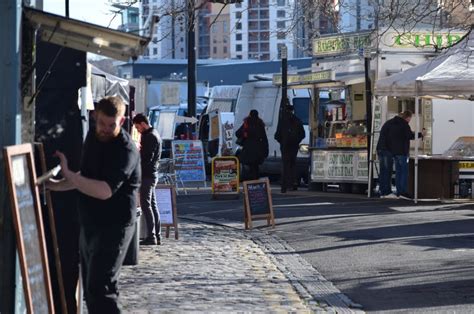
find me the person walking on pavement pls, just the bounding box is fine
[235,109,269,180]
[132,113,162,245]
[384,110,425,199]
[274,103,305,193]
[47,96,141,313]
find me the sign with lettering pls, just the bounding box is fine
[312,32,372,56]
[380,29,466,52]
[3,144,54,313]
[172,140,206,182]
[273,70,335,86]
[212,157,239,198]
[243,178,275,229]
[219,112,235,156]
[311,150,368,183]
[155,184,179,239]
[160,83,180,105]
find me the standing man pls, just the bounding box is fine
[132,113,162,245]
[47,96,141,313]
[376,116,396,198]
[385,110,425,199]
[274,103,305,193]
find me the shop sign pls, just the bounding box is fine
[273,70,335,86]
[459,162,474,170]
[311,150,368,182]
[381,30,466,51]
[312,33,371,56]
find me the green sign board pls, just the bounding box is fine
[273,70,335,86]
[312,33,371,56]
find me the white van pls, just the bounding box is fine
[198,86,241,166]
[233,79,311,183]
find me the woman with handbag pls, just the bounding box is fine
[235,110,269,180]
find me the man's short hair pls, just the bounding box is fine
[132,113,149,125]
[399,110,413,119]
[96,96,126,117]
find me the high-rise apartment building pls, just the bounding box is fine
[209,3,231,59]
[109,0,140,34]
[229,0,296,60]
[139,0,187,59]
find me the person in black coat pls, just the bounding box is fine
[275,104,305,193]
[235,110,269,180]
[384,110,425,198]
[132,113,162,245]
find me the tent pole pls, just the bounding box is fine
[414,92,420,204]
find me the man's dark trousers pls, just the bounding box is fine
[281,147,298,190]
[140,177,161,240]
[378,150,393,196]
[80,223,134,313]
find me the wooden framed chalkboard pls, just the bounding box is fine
[155,184,179,240]
[243,178,275,229]
[34,142,67,314]
[3,144,54,314]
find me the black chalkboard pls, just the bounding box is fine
[243,178,275,229]
[4,144,54,313]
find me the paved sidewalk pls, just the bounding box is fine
[120,220,360,313]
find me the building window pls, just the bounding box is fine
[235,11,242,19]
[213,47,217,54]
[153,48,158,55]
[236,54,242,59]
[277,10,285,18]
[277,21,285,28]
[223,46,228,53]
[277,31,286,40]
[236,33,242,41]
[277,0,285,5]
[223,21,228,32]
[236,22,242,30]
[235,2,241,8]
[236,44,242,52]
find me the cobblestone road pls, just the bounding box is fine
[120,220,320,313]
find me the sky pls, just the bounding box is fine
[43,0,121,29]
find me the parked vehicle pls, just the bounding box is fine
[198,85,241,172]
[233,79,311,183]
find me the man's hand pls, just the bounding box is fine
[54,151,75,182]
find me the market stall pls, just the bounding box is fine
[375,30,474,202]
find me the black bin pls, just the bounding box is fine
[123,207,141,265]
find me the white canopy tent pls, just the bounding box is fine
[375,30,474,202]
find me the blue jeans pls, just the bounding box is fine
[378,150,393,196]
[394,155,409,196]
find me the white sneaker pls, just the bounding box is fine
[381,193,399,199]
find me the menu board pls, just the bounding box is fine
[211,157,239,197]
[155,184,179,239]
[172,140,206,182]
[243,178,275,229]
[3,144,54,313]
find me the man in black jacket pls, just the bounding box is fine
[47,96,141,312]
[133,113,162,245]
[385,110,424,199]
[275,104,305,193]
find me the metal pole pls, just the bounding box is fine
[65,0,69,17]
[281,45,288,107]
[0,0,22,311]
[365,51,373,196]
[187,0,196,135]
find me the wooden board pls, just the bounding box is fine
[34,143,67,314]
[243,178,275,230]
[3,143,54,313]
[155,184,179,240]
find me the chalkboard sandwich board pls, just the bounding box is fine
[243,178,275,229]
[155,184,179,240]
[3,143,54,314]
